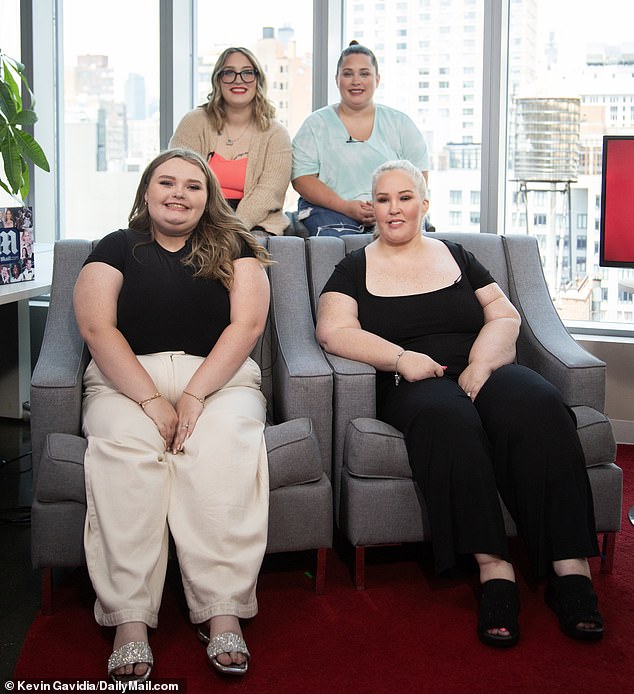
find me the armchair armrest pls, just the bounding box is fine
[502,235,606,411]
[324,353,376,519]
[268,236,333,477]
[30,239,93,483]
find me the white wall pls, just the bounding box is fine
[577,336,634,444]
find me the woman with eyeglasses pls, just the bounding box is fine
[291,42,430,236]
[170,47,292,236]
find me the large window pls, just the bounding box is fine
[504,0,634,324]
[61,0,160,240]
[344,0,484,233]
[18,1,633,330]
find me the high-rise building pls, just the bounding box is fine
[125,73,147,121]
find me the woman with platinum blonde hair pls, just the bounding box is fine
[317,159,603,648]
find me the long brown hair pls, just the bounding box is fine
[204,47,275,132]
[128,149,271,289]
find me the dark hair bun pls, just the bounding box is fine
[349,40,359,46]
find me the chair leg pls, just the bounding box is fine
[41,567,53,615]
[355,546,365,590]
[314,547,328,594]
[600,531,616,574]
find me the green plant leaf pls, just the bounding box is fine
[3,55,26,74]
[14,129,50,172]
[0,58,22,112]
[0,135,22,193]
[14,109,38,126]
[1,53,50,200]
[19,160,30,202]
[0,178,14,196]
[0,81,18,122]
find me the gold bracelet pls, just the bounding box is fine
[139,392,162,409]
[183,390,205,405]
[394,350,406,386]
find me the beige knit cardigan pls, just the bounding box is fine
[170,108,292,235]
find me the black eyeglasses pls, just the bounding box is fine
[218,69,259,84]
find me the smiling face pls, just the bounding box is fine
[218,51,258,110]
[143,157,208,249]
[373,169,429,246]
[336,53,380,109]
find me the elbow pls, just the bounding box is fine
[315,325,333,354]
[77,320,97,344]
[315,324,326,349]
[78,323,108,351]
[242,318,268,351]
[513,311,522,337]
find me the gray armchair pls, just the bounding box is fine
[306,232,622,589]
[30,235,333,612]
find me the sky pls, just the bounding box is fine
[537,0,634,69]
[57,0,313,99]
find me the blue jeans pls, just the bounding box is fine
[297,198,370,237]
[297,198,435,236]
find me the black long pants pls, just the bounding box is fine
[378,364,599,577]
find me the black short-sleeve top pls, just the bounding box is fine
[84,228,255,356]
[320,240,495,380]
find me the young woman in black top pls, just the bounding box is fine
[74,149,271,681]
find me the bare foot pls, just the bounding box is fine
[111,621,150,678]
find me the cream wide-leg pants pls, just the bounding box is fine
[82,352,269,628]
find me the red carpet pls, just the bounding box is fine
[14,445,634,693]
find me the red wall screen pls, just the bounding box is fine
[600,136,634,268]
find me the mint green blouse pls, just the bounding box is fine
[291,104,429,201]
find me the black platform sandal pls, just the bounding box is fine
[477,579,520,648]
[545,574,604,642]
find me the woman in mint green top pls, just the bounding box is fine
[291,42,429,236]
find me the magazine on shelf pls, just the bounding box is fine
[0,207,35,285]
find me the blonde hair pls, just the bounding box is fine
[204,47,275,132]
[128,149,271,289]
[371,160,429,239]
[371,160,429,201]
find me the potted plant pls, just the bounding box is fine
[0,51,50,202]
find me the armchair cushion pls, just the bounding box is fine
[36,433,86,504]
[571,406,617,467]
[265,418,323,489]
[344,418,410,479]
[35,421,325,507]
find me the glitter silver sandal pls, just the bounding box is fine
[107,640,154,683]
[197,627,250,675]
